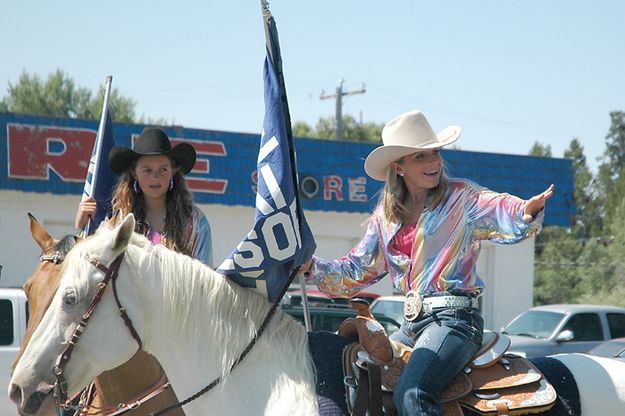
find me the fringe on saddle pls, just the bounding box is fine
[340,301,557,416]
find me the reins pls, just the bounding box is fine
[148,268,300,416]
[74,372,171,416]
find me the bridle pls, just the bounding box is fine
[51,252,147,415]
[38,235,78,265]
[40,250,64,264]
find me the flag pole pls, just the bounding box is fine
[260,0,312,332]
[80,75,113,237]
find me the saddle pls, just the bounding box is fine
[340,301,557,416]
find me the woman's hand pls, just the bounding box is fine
[297,259,314,276]
[75,197,98,229]
[522,184,554,223]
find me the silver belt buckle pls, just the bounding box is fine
[404,290,423,321]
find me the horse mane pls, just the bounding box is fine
[55,234,78,255]
[75,229,311,384]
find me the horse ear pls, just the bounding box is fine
[28,212,56,252]
[109,209,122,226]
[97,210,121,232]
[112,214,136,252]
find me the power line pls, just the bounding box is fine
[534,235,615,248]
[535,261,624,268]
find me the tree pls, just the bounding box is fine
[602,111,625,179]
[534,227,584,304]
[533,140,593,304]
[564,139,602,238]
[528,142,552,157]
[293,114,383,143]
[604,166,625,225]
[593,111,625,218]
[534,116,625,306]
[1,70,137,122]
[576,194,625,307]
[528,141,557,256]
[292,121,314,138]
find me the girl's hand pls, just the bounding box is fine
[523,184,554,223]
[75,197,98,229]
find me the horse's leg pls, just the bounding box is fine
[93,350,185,416]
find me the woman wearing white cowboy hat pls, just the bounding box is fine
[300,109,554,415]
[75,127,213,266]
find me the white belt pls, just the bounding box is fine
[404,291,479,321]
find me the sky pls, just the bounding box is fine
[2,1,624,172]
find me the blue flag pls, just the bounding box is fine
[80,77,117,236]
[217,50,316,302]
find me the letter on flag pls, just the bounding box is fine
[79,75,117,236]
[217,8,316,302]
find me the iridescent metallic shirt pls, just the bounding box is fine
[175,205,213,266]
[307,178,543,297]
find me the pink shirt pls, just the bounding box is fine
[394,223,417,257]
[147,230,163,246]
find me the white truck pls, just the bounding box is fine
[0,288,28,415]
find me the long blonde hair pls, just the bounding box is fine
[374,156,449,225]
[110,160,194,256]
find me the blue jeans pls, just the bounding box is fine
[389,307,484,416]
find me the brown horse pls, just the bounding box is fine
[12,214,184,415]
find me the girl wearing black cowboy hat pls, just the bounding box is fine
[75,127,213,266]
[299,109,553,415]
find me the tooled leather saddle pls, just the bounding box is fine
[340,301,557,416]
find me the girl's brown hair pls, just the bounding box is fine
[110,161,194,256]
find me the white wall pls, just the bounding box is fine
[0,190,76,287]
[477,239,535,330]
[0,189,534,327]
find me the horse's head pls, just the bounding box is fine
[9,214,143,415]
[12,214,78,371]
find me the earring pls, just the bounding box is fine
[133,180,141,194]
[169,177,174,191]
[398,172,404,177]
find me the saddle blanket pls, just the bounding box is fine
[309,330,353,416]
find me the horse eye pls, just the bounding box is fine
[64,291,78,306]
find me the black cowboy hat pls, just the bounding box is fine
[108,128,196,175]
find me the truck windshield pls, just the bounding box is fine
[503,310,564,339]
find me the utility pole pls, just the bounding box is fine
[320,78,366,141]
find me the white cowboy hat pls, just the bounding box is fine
[364,109,461,181]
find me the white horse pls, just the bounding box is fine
[9,214,625,415]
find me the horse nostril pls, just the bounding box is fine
[8,383,22,406]
[24,390,46,414]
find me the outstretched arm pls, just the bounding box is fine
[522,184,554,223]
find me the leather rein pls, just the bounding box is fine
[49,252,165,416]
